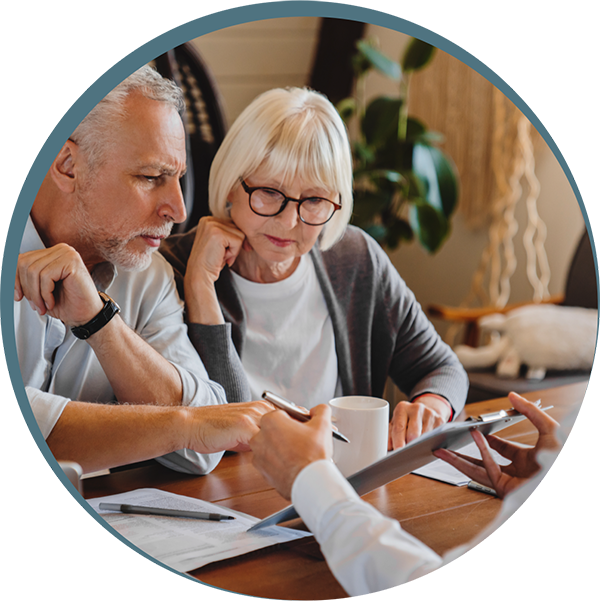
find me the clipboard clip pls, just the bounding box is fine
[466,399,543,423]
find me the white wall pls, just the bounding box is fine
[191,17,321,126]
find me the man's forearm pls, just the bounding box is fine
[46,399,274,474]
[46,402,188,473]
[86,315,183,406]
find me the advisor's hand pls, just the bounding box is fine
[15,244,102,326]
[250,404,333,500]
[434,392,560,498]
[389,395,451,450]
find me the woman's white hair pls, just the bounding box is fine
[209,87,354,250]
[70,64,184,170]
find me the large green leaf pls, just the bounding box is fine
[412,143,459,217]
[413,129,445,145]
[404,117,427,141]
[412,144,441,211]
[352,188,393,225]
[385,217,414,249]
[353,140,376,167]
[353,168,405,186]
[405,171,427,200]
[408,202,449,253]
[362,97,403,147]
[430,147,459,218]
[402,39,436,72]
[364,224,388,244]
[357,40,402,80]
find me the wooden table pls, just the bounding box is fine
[84,382,588,599]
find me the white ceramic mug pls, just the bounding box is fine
[329,396,389,477]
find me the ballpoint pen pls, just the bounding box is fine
[262,390,350,443]
[98,503,235,521]
[467,481,497,496]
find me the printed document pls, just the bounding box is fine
[87,488,311,572]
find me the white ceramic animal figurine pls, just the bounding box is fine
[454,304,597,380]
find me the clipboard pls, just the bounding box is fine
[248,402,548,531]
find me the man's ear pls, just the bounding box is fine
[49,140,80,193]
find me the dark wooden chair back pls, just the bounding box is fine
[154,43,227,232]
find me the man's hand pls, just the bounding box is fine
[187,400,275,454]
[433,392,560,498]
[250,404,333,500]
[15,244,102,326]
[389,394,451,450]
[45,399,276,474]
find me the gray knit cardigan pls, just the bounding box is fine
[160,225,468,415]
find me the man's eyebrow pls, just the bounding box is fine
[139,163,187,177]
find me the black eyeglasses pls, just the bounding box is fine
[240,180,342,226]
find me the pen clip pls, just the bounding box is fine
[467,399,544,422]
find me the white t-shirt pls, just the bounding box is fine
[231,256,341,407]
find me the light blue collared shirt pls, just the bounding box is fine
[16,217,227,474]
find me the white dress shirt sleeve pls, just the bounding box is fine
[26,386,71,439]
[291,460,443,596]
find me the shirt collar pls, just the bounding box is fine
[20,216,45,253]
[22,215,118,292]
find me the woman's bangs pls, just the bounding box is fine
[261,125,341,195]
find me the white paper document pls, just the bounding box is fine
[87,488,312,572]
[412,441,511,486]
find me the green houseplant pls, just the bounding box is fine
[338,37,459,253]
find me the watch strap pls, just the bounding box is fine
[71,292,120,340]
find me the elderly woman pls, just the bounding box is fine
[161,87,468,450]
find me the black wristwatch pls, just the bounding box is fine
[71,292,120,340]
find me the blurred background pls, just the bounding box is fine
[155,16,592,403]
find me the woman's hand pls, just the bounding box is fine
[184,217,248,324]
[388,394,452,450]
[433,392,560,498]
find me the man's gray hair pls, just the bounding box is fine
[70,64,184,169]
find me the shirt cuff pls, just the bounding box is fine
[26,387,70,439]
[291,459,359,534]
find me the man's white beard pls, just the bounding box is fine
[89,231,157,272]
[73,196,173,272]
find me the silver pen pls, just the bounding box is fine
[467,481,497,496]
[262,390,350,443]
[98,502,235,521]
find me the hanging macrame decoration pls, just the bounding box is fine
[444,90,551,346]
[409,50,551,346]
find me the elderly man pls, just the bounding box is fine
[15,65,271,474]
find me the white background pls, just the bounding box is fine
[0,0,600,601]
[0,0,87,90]
[513,0,600,90]
[0,507,83,601]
